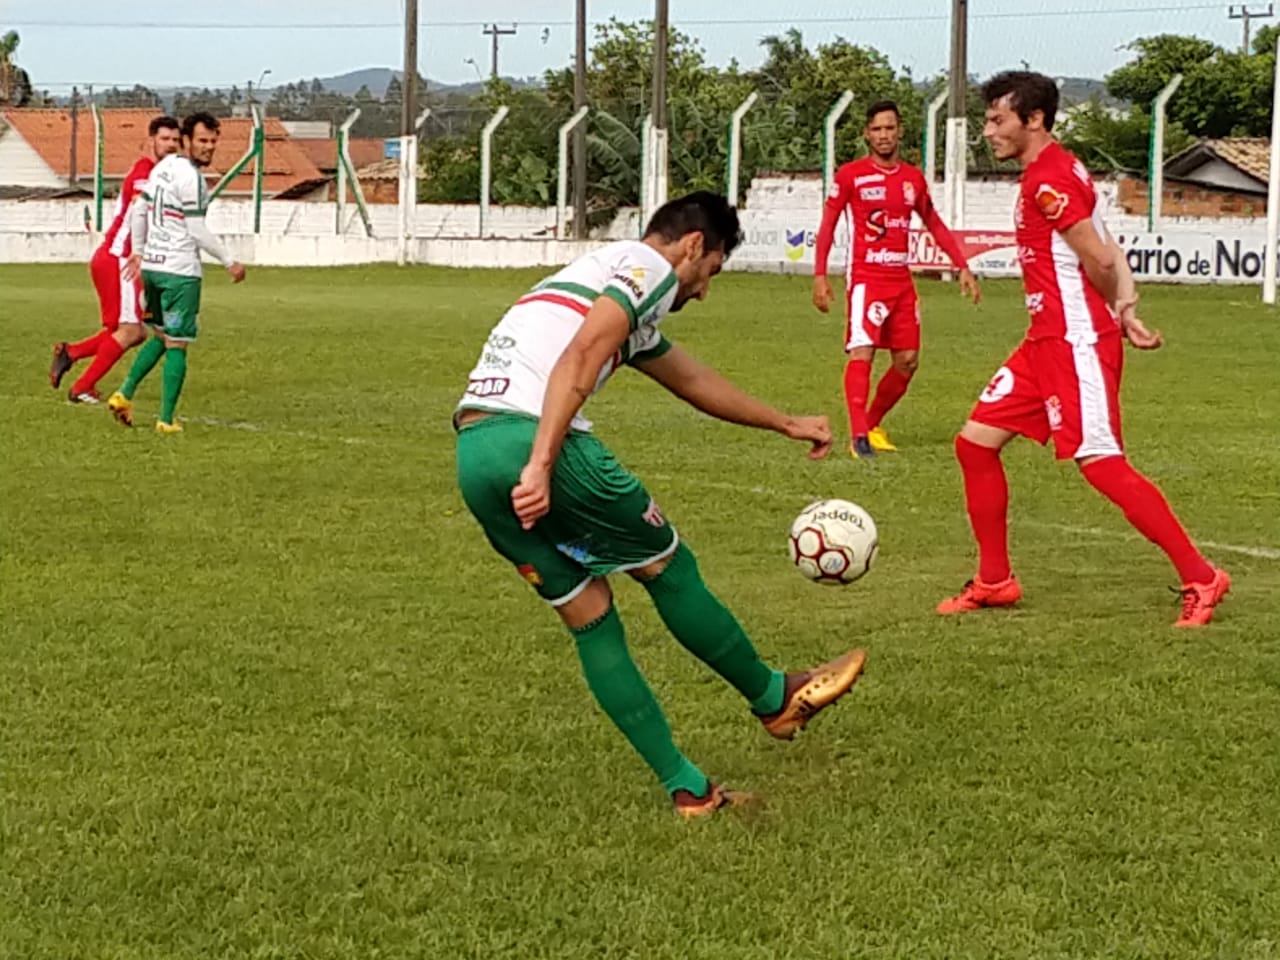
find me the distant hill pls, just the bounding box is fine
[299,68,541,99]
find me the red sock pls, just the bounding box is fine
[956,435,1012,583]
[1080,456,1214,584]
[867,367,913,430]
[69,334,126,395]
[67,330,108,361]
[843,359,872,439]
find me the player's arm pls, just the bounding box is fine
[512,298,632,529]
[182,173,246,282]
[633,343,831,459]
[916,187,980,303]
[1058,219,1121,307]
[123,193,150,280]
[1101,224,1162,349]
[812,170,851,313]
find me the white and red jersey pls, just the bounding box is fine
[1016,141,1118,343]
[98,155,156,259]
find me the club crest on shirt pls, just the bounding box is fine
[1035,184,1069,220]
[902,180,916,207]
[641,498,667,528]
[1045,395,1063,430]
[517,564,543,586]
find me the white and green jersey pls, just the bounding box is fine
[138,154,211,278]
[458,241,679,432]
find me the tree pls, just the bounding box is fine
[0,30,33,107]
[102,85,164,109]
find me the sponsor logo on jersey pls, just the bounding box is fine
[611,272,644,299]
[517,564,543,586]
[465,377,510,398]
[865,210,888,241]
[854,173,886,186]
[864,248,909,265]
[867,301,889,326]
[827,179,842,199]
[1035,184,1069,220]
[1045,395,1063,430]
[487,333,516,350]
[784,228,807,262]
[1025,291,1045,314]
[641,498,666,528]
[630,266,647,279]
[979,366,1015,403]
[902,181,916,207]
[860,186,887,201]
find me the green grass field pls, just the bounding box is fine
[2,263,1278,959]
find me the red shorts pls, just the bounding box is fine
[970,334,1125,461]
[89,247,144,331]
[845,279,920,351]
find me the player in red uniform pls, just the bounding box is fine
[938,71,1229,627]
[49,115,181,403]
[813,99,980,458]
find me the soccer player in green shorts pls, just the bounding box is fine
[455,192,869,818]
[108,112,246,433]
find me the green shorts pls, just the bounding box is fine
[142,271,201,342]
[455,412,679,606]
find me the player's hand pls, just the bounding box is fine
[227,262,247,284]
[121,253,142,282]
[512,462,553,530]
[959,268,981,304]
[812,276,833,314]
[781,415,833,460]
[1121,311,1163,350]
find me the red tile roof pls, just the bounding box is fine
[294,137,386,174]
[1,108,327,196]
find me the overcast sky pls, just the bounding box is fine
[9,1,1247,94]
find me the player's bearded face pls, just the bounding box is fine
[184,124,221,168]
[865,112,900,160]
[152,128,180,160]
[671,234,724,311]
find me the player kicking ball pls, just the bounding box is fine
[108,112,246,433]
[50,115,180,404]
[938,71,1229,627]
[813,99,980,458]
[455,192,868,818]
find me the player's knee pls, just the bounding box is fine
[555,578,613,630]
[894,354,920,376]
[628,542,692,584]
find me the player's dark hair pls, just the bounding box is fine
[148,115,179,136]
[865,99,900,123]
[981,71,1059,131]
[643,191,742,259]
[181,112,221,139]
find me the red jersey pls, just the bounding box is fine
[1015,141,1117,342]
[821,157,933,282]
[98,155,156,259]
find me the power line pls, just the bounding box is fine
[4,6,1229,31]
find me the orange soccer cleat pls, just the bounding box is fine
[936,575,1023,615]
[1174,567,1231,627]
[672,782,753,819]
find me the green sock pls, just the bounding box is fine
[642,542,786,716]
[120,337,166,400]
[159,348,188,424]
[572,606,709,797]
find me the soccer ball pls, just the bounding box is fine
[788,499,878,585]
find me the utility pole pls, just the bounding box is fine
[69,85,79,185]
[573,0,588,238]
[945,0,967,228]
[651,0,668,130]
[483,24,517,80]
[1229,4,1274,54]
[401,0,419,136]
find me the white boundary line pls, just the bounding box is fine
[177,415,371,446]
